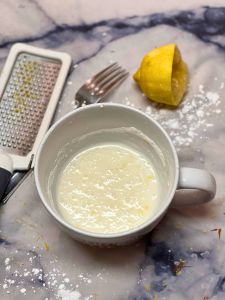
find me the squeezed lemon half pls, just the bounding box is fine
[133,44,188,106]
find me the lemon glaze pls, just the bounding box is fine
[56,144,159,234]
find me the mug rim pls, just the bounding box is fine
[35,103,179,240]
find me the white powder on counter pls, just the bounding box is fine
[1,252,101,299]
[57,289,81,300]
[20,288,26,294]
[125,84,222,150]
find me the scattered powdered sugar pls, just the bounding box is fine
[20,288,26,294]
[1,251,99,299]
[205,91,219,103]
[78,274,92,284]
[57,289,81,300]
[125,84,222,150]
[32,268,40,275]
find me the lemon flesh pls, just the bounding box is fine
[133,44,188,106]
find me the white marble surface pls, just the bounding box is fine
[1,1,225,299]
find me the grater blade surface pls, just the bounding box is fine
[0,52,61,156]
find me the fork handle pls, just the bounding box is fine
[0,154,13,202]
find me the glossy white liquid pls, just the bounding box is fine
[56,144,159,234]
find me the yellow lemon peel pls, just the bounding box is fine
[133,44,188,106]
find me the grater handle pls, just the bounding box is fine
[0,154,13,202]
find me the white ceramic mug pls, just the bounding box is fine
[35,104,216,246]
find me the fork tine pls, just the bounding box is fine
[96,66,126,90]
[96,71,129,97]
[87,62,118,84]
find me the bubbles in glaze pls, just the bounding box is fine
[56,144,159,234]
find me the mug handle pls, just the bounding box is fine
[172,167,216,206]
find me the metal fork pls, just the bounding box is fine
[74,62,129,106]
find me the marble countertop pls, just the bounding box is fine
[1,1,225,299]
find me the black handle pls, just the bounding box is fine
[2,169,33,205]
[5,171,27,197]
[0,167,12,203]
